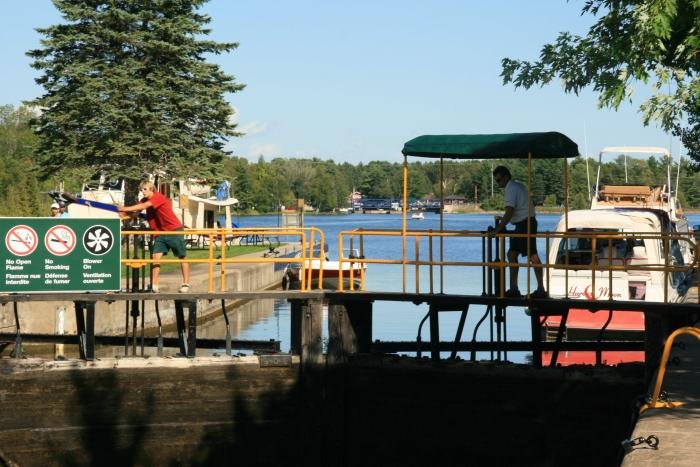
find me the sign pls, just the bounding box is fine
[1,218,121,293]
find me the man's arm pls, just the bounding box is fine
[119,200,153,213]
[494,206,514,234]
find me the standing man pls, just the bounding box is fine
[58,201,70,218]
[492,166,546,298]
[119,181,190,293]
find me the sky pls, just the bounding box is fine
[0,0,683,164]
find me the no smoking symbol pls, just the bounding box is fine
[45,225,76,256]
[83,225,114,255]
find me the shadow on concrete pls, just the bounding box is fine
[182,360,645,466]
[0,358,646,466]
[56,369,155,466]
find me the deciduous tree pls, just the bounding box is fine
[501,0,700,166]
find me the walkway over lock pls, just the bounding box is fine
[2,219,698,371]
[2,289,697,374]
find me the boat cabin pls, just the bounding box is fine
[547,208,688,302]
[168,179,239,230]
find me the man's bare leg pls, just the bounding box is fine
[180,260,190,285]
[151,252,163,289]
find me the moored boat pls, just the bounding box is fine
[542,146,694,365]
[282,248,366,290]
[50,173,239,230]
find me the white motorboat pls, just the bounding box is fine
[282,248,366,290]
[542,146,694,365]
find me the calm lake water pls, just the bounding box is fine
[228,212,700,363]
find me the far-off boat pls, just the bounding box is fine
[542,146,695,365]
[51,174,239,231]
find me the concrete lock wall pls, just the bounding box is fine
[0,261,284,335]
[0,356,644,466]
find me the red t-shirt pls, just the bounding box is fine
[141,191,183,231]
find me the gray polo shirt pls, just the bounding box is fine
[504,179,535,224]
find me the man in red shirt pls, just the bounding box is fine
[119,181,190,293]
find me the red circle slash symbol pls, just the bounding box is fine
[45,225,77,256]
[5,225,38,256]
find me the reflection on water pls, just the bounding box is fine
[233,299,290,352]
[197,298,282,341]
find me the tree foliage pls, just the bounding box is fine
[217,155,700,211]
[501,0,700,165]
[0,106,54,216]
[4,105,700,215]
[27,0,244,181]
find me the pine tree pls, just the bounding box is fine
[27,0,244,181]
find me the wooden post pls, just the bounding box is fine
[85,302,95,361]
[301,298,323,366]
[328,300,373,364]
[429,304,440,361]
[187,300,197,358]
[174,300,188,356]
[644,311,666,380]
[74,301,86,360]
[290,299,302,355]
[12,302,22,359]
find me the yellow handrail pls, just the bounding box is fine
[121,226,325,292]
[641,326,700,412]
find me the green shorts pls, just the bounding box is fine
[152,228,187,258]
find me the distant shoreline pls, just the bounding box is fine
[239,207,700,216]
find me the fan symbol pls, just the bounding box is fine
[83,225,113,255]
[87,228,110,252]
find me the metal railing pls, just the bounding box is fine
[121,226,326,291]
[336,228,697,303]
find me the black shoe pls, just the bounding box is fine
[504,288,522,298]
[529,288,548,298]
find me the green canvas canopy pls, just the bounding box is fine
[402,132,579,159]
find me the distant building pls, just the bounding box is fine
[443,195,466,213]
[347,190,362,206]
[444,195,466,206]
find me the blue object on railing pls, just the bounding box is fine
[216,180,231,201]
[217,214,239,228]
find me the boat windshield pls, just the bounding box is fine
[555,229,641,266]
